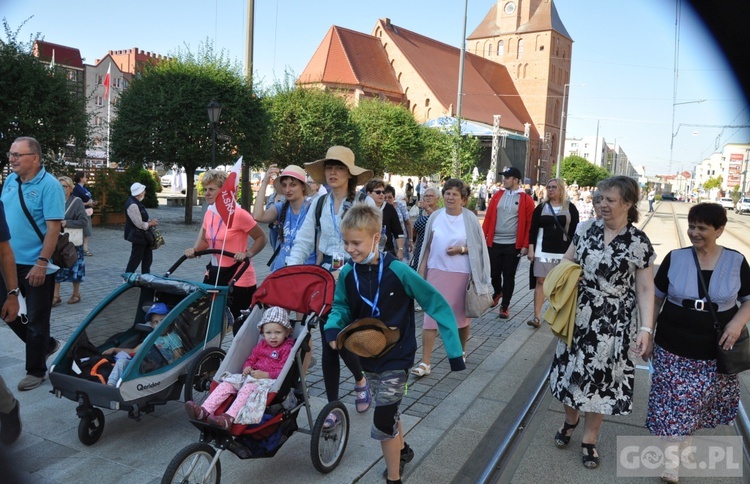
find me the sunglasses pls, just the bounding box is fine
[372,190,385,195]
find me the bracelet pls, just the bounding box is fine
[37,256,49,263]
[639,326,653,334]
[34,264,47,269]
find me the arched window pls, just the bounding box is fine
[486,42,492,56]
[425,98,430,107]
[497,40,504,56]
[554,99,561,123]
[517,39,524,59]
[516,64,521,78]
[522,63,528,78]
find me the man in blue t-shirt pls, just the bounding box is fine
[1,137,65,391]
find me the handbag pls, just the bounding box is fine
[63,201,83,246]
[149,227,165,250]
[692,248,750,374]
[465,275,493,318]
[17,177,77,269]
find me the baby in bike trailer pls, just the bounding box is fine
[185,306,294,429]
[103,302,184,386]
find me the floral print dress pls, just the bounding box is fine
[549,220,655,415]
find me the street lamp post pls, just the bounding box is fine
[207,100,222,166]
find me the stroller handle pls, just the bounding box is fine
[164,249,251,288]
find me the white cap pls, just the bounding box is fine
[130,182,146,197]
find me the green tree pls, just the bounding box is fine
[703,175,723,190]
[0,19,88,172]
[417,122,482,182]
[264,78,359,168]
[350,99,423,176]
[111,41,269,224]
[559,155,610,187]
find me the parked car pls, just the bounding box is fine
[719,197,736,210]
[661,194,678,201]
[736,197,750,215]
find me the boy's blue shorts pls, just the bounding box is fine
[364,369,407,441]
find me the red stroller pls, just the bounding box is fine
[162,265,350,483]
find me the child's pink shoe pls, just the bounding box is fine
[207,413,234,430]
[184,401,208,420]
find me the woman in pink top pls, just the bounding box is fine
[184,170,267,334]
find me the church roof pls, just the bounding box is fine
[378,19,536,136]
[33,40,84,68]
[468,0,571,40]
[297,26,402,94]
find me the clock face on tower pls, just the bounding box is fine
[504,1,517,15]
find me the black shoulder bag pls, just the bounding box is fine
[546,201,569,242]
[17,177,77,269]
[692,248,750,374]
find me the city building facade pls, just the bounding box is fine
[297,0,570,184]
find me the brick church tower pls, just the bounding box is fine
[468,0,572,181]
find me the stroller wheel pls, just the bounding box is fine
[162,442,221,484]
[78,407,105,446]
[184,347,226,405]
[311,400,350,473]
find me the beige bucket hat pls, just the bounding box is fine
[304,146,373,186]
[272,164,314,196]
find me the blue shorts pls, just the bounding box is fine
[365,369,407,441]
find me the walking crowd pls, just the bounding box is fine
[1,136,749,484]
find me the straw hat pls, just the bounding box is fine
[335,318,400,358]
[273,164,314,196]
[305,146,373,186]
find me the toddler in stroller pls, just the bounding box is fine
[103,302,184,386]
[185,306,294,429]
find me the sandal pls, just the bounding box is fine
[323,412,340,430]
[84,250,93,256]
[554,417,579,447]
[411,362,431,377]
[582,443,600,469]
[355,381,371,413]
[527,317,541,328]
[184,401,207,421]
[52,296,62,307]
[67,295,81,305]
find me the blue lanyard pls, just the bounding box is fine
[352,255,383,317]
[208,212,223,248]
[329,194,343,240]
[287,202,307,237]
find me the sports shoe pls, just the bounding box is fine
[355,381,372,413]
[17,375,44,391]
[491,293,503,308]
[498,307,510,319]
[0,400,21,446]
[383,442,415,477]
[184,401,208,421]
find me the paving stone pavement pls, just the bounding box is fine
[46,201,536,422]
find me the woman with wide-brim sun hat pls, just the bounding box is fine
[287,145,374,428]
[252,164,316,271]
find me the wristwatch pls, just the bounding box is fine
[7,288,20,297]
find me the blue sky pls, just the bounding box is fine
[4,0,748,175]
